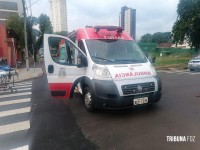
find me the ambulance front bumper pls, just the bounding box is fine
[91,77,162,109]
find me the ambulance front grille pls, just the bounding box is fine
[121,82,155,95]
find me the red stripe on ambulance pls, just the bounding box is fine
[49,83,73,98]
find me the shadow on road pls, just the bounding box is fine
[29,76,98,150]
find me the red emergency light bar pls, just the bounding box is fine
[94,26,124,34]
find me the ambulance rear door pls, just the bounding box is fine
[44,34,87,98]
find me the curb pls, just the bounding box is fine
[15,68,44,82]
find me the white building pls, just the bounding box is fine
[120,6,136,39]
[0,0,23,24]
[171,43,191,49]
[124,9,131,36]
[50,0,67,32]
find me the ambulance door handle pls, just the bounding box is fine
[48,65,54,73]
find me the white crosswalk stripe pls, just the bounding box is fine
[11,145,29,150]
[0,98,31,106]
[13,85,32,88]
[0,92,31,99]
[14,81,32,85]
[0,81,32,95]
[0,107,31,118]
[0,88,31,95]
[0,120,30,135]
[0,80,32,150]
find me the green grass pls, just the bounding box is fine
[155,56,191,66]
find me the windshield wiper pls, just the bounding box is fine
[115,59,139,62]
[114,59,147,63]
[92,56,115,62]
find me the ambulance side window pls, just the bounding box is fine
[78,41,86,54]
[48,37,80,66]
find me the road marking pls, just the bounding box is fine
[15,81,32,84]
[13,85,32,88]
[15,88,31,91]
[0,88,31,95]
[14,83,32,86]
[15,81,32,83]
[15,81,32,85]
[0,120,30,135]
[0,98,31,106]
[0,107,31,117]
[189,72,200,75]
[157,70,200,75]
[11,145,29,150]
[0,81,32,150]
[0,92,31,99]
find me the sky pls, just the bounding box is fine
[31,0,179,39]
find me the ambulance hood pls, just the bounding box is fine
[106,63,155,80]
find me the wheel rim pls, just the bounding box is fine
[84,92,92,109]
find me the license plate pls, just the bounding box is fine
[133,97,148,105]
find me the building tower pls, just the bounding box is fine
[50,0,68,32]
[119,6,136,39]
[0,0,23,24]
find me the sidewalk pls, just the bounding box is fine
[15,68,44,82]
[15,58,45,82]
[155,64,188,71]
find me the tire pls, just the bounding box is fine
[83,87,96,112]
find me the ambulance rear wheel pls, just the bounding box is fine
[83,87,96,112]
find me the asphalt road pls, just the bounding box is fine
[29,76,97,150]
[29,71,200,150]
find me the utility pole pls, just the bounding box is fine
[22,0,29,71]
[29,0,36,72]
[12,38,17,69]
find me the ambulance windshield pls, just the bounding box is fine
[86,39,147,65]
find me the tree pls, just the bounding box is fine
[140,33,152,43]
[152,32,172,44]
[172,0,200,50]
[36,14,53,50]
[6,14,24,49]
[38,14,53,34]
[27,16,38,54]
[54,31,68,36]
[140,32,172,43]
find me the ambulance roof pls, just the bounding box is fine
[70,26,133,41]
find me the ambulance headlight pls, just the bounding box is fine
[92,64,112,79]
[150,65,157,76]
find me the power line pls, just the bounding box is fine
[27,0,40,8]
[28,0,32,16]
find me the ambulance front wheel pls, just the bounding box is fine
[83,87,96,112]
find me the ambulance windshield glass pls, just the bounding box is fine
[86,39,147,64]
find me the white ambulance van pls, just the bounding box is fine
[44,26,162,112]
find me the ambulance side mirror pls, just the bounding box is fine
[144,52,148,58]
[145,53,156,64]
[77,54,88,68]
